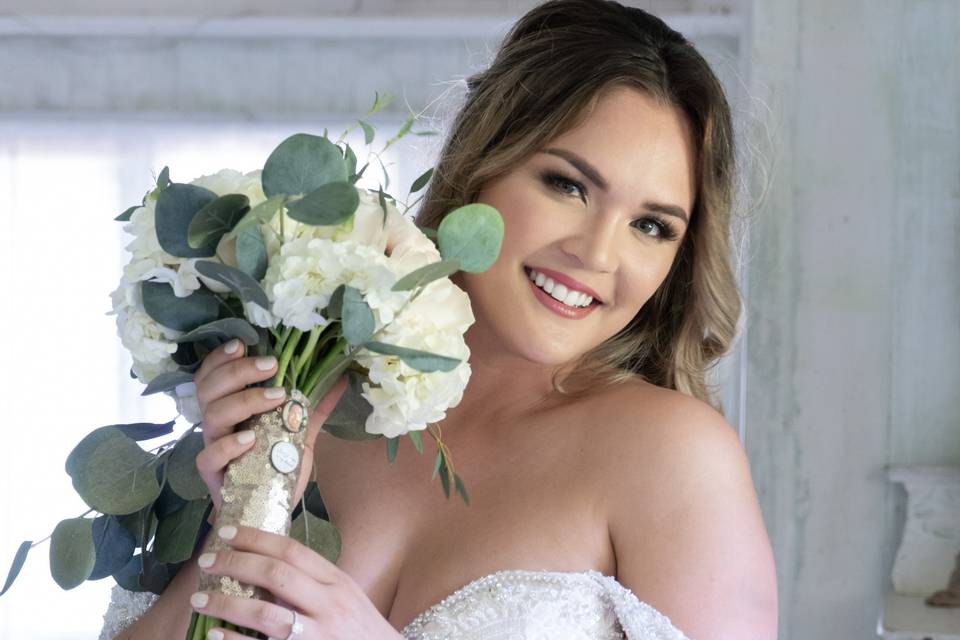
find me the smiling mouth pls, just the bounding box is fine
[522,265,603,308]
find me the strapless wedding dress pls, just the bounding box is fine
[99,568,690,639]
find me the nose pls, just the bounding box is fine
[559,210,619,274]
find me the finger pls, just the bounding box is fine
[201,384,286,446]
[196,548,325,619]
[197,354,279,424]
[194,430,257,509]
[190,590,315,640]
[194,338,246,388]
[215,525,340,589]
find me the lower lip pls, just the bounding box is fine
[524,268,600,319]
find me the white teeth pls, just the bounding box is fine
[526,268,594,308]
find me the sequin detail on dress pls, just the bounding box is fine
[98,569,689,640]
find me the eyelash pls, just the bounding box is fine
[540,170,679,242]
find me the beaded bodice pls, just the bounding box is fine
[99,568,689,639]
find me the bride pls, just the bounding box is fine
[101,0,778,638]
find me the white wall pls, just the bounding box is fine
[744,1,960,638]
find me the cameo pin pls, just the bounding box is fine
[282,399,308,433]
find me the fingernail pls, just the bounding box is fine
[190,592,209,608]
[264,387,285,400]
[224,339,240,354]
[197,552,216,568]
[256,356,277,370]
[218,525,237,540]
[236,431,255,445]
[207,630,224,640]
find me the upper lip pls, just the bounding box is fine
[525,265,605,303]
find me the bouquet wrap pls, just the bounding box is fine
[197,388,311,600]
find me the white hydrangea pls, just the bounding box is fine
[106,278,182,383]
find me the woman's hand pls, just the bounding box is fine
[193,338,349,515]
[189,525,402,640]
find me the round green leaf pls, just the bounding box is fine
[235,225,268,281]
[155,183,220,258]
[286,181,360,227]
[74,432,162,515]
[141,281,219,333]
[437,203,504,273]
[66,426,124,479]
[193,260,270,312]
[167,432,209,501]
[89,515,137,580]
[153,499,210,564]
[261,133,347,198]
[186,193,250,249]
[290,511,341,564]
[174,318,260,348]
[141,370,195,396]
[49,518,96,590]
[340,286,374,347]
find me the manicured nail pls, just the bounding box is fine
[236,431,255,445]
[264,387,285,400]
[256,356,277,370]
[218,525,237,540]
[224,339,240,354]
[207,630,224,640]
[190,592,209,608]
[197,552,216,568]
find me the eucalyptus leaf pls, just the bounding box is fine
[286,181,360,227]
[186,193,250,249]
[155,183,220,258]
[324,369,373,430]
[395,113,414,140]
[341,286,374,347]
[74,432,162,515]
[49,518,96,590]
[174,318,259,347]
[157,166,171,190]
[235,225,268,281]
[454,473,470,506]
[300,481,329,521]
[112,552,145,591]
[0,540,32,596]
[326,284,345,320]
[141,370,195,396]
[386,436,399,463]
[391,259,460,292]
[167,432,209,501]
[431,449,442,480]
[358,120,375,145]
[369,91,392,114]
[140,550,181,595]
[89,515,137,580]
[227,194,285,240]
[416,224,438,239]
[115,205,139,222]
[408,430,423,454]
[261,133,347,198]
[290,511,341,564]
[66,426,125,478]
[361,341,461,373]
[115,420,177,441]
[439,458,451,498]
[377,187,389,227]
[153,499,209,564]
[343,144,358,182]
[436,203,504,273]
[409,167,433,194]
[193,260,270,311]
[141,281,219,333]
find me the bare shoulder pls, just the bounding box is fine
[596,378,779,640]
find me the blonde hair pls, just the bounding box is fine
[414,0,741,413]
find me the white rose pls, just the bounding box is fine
[107,279,182,384]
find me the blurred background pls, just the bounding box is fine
[0,1,957,638]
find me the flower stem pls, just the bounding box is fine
[302,335,348,399]
[273,327,302,388]
[274,325,294,356]
[291,326,323,389]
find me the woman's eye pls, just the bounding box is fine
[543,172,586,202]
[632,217,679,242]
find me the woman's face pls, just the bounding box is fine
[456,86,696,367]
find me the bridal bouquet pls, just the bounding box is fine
[0,94,503,640]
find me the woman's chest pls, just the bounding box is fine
[309,421,619,632]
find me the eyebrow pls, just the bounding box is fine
[540,147,690,225]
